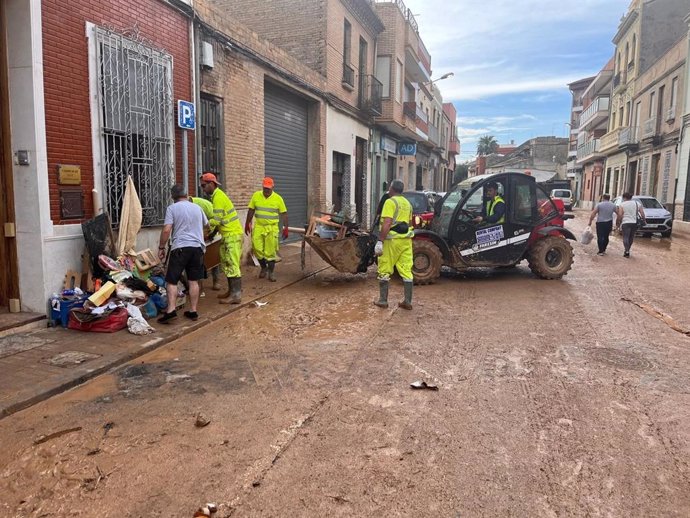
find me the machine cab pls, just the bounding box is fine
[431,173,560,267]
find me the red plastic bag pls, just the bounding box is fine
[68,307,128,333]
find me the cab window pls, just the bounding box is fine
[537,185,558,218]
[512,176,535,223]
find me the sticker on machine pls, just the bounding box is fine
[475,225,505,249]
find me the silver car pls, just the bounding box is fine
[613,195,673,237]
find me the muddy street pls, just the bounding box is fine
[1,212,690,517]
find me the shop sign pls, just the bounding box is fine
[398,142,417,156]
[380,135,398,154]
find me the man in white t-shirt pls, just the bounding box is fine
[157,184,209,323]
[615,192,645,258]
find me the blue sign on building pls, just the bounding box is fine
[177,100,196,130]
[398,142,417,156]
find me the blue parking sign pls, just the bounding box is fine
[177,100,196,130]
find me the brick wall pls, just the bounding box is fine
[373,3,405,125]
[209,0,327,76]
[195,0,328,212]
[42,0,192,225]
[324,0,379,111]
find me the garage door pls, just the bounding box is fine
[264,82,308,230]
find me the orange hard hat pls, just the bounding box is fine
[262,177,274,188]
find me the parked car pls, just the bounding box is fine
[402,191,436,228]
[550,189,573,211]
[612,195,673,237]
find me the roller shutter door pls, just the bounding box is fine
[264,82,308,230]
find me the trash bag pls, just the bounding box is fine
[126,303,155,335]
[581,226,594,245]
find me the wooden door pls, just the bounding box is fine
[0,4,20,308]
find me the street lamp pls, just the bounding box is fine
[423,72,454,87]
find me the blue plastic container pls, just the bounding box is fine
[50,296,88,328]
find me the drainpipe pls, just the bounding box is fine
[189,13,200,196]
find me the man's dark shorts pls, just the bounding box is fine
[166,246,205,284]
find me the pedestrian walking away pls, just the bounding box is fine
[616,192,646,258]
[245,177,288,282]
[589,193,616,255]
[373,179,414,310]
[189,194,222,292]
[200,172,244,304]
[157,184,209,323]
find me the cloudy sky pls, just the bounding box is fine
[404,0,631,161]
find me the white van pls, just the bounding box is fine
[550,189,573,211]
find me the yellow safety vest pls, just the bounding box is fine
[486,195,505,224]
[381,196,413,239]
[210,188,243,236]
[249,191,287,227]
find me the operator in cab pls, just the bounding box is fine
[473,181,505,225]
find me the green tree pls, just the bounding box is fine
[454,162,469,183]
[477,135,499,156]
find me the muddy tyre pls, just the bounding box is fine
[527,236,574,279]
[412,240,442,285]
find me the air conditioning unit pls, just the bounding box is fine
[666,105,676,122]
[201,41,214,69]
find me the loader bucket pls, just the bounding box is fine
[304,234,377,274]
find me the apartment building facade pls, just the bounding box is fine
[567,76,594,204]
[213,0,385,225]
[371,0,432,207]
[623,37,685,207]
[443,101,460,190]
[576,61,613,209]
[194,0,330,232]
[599,0,690,202]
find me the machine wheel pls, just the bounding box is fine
[412,240,442,285]
[527,236,574,279]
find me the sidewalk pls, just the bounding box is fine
[0,243,329,419]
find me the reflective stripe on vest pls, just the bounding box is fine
[255,205,280,222]
[384,197,413,239]
[487,195,505,224]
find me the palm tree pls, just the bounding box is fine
[477,135,499,156]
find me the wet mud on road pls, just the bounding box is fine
[1,212,690,516]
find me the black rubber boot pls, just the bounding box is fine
[229,277,242,304]
[267,261,277,282]
[373,280,389,308]
[399,280,413,310]
[217,277,231,299]
[258,259,268,279]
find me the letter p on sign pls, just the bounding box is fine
[177,100,196,130]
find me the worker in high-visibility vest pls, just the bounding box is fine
[189,194,221,291]
[373,179,414,310]
[245,177,288,282]
[473,181,506,225]
[200,173,244,304]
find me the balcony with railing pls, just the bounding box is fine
[600,128,621,153]
[342,62,355,89]
[613,72,621,89]
[618,126,639,148]
[418,39,432,77]
[449,138,459,154]
[358,74,383,116]
[642,117,657,139]
[403,101,428,138]
[579,96,610,131]
[576,139,601,163]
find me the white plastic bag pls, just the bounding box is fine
[126,303,155,335]
[581,226,594,245]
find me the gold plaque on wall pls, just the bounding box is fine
[58,165,81,185]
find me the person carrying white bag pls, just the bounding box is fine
[588,194,617,255]
[581,225,594,245]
